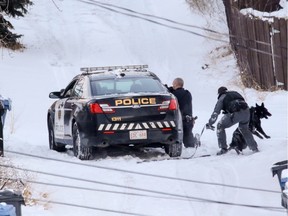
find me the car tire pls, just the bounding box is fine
[72,122,93,160]
[48,117,66,152]
[165,143,182,157]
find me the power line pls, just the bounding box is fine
[78,0,229,44]
[0,163,283,212]
[79,0,286,58]
[0,177,194,202]
[6,150,280,194]
[88,0,225,36]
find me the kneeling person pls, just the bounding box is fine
[168,78,196,148]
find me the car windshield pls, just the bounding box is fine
[90,77,166,96]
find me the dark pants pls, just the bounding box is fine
[217,108,258,150]
[183,120,195,147]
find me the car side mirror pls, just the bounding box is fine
[49,91,62,99]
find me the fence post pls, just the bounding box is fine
[270,24,282,88]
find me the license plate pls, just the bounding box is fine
[129,130,147,140]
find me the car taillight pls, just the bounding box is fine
[158,99,177,111]
[168,99,177,110]
[90,103,115,114]
[162,128,172,131]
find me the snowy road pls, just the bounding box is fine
[5,138,286,216]
[1,0,287,215]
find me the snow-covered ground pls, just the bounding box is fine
[0,0,287,215]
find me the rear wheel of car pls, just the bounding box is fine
[72,122,93,160]
[48,117,66,152]
[165,143,182,157]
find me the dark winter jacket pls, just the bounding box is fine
[168,87,193,118]
[209,91,248,125]
[220,91,246,113]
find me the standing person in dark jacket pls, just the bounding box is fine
[168,78,196,148]
[0,99,3,156]
[206,86,259,155]
[0,95,12,157]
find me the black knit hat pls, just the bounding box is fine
[218,86,227,95]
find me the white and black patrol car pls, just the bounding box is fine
[47,65,183,160]
[272,160,288,209]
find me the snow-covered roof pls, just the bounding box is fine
[240,0,287,20]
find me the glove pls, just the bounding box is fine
[164,84,173,92]
[209,112,218,125]
[185,115,193,122]
[206,123,215,131]
[4,98,12,111]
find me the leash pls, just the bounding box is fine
[185,124,206,159]
[199,124,206,139]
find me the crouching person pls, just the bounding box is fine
[206,87,258,155]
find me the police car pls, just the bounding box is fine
[47,65,183,160]
[272,160,288,209]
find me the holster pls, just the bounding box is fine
[229,100,248,112]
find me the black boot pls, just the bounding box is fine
[252,147,259,153]
[228,145,242,155]
[217,148,228,155]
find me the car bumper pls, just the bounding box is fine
[80,126,182,148]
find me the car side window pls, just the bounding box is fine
[63,80,77,98]
[72,78,85,98]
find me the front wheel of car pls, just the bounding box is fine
[48,117,66,152]
[164,143,182,157]
[72,122,93,160]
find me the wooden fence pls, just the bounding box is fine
[223,0,287,90]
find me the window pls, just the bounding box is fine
[63,80,77,98]
[72,78,85,98]
[91,77,166,96]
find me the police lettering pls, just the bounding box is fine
[115,98,156,106]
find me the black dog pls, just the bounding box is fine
[229,102,272,152]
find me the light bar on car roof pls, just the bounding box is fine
[80,64,148,73]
